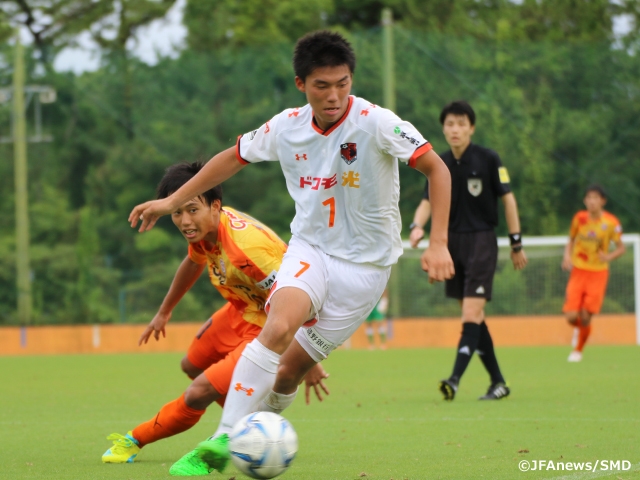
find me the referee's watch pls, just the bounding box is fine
[511,245,523,253]
[409,222,422,231]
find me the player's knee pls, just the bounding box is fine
[259,318,298,352]
[184,376,218,410]
[566,313,579,325]
[181,356,202,379]
[581,311,593,325]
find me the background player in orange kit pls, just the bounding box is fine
[562,184,625,362]
[102,162,328,464]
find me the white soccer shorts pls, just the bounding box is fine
[269,236,391,362]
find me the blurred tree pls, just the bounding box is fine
[1,1,640,325]
[184,0,333,49]
[4,0,176,136]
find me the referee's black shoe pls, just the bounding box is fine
[479,382,510,400]
[439,378,458,401]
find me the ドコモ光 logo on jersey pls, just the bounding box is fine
[340,143,357,165]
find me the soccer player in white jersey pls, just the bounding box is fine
[129,31,454,476]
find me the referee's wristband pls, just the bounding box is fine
[409,222,423,231]
[509,233,522,246]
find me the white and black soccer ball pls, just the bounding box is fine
[229,412,298,479]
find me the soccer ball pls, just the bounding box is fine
[229,412,298,479]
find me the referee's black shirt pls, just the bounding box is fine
[423,143,511,233]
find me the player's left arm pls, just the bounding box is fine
[302,363,330,404]
[502,192,528,270]
[599,238,626,263]
[414,150,455,283]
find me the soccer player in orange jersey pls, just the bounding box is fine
[102,162,329,465]
[562,184,625,362]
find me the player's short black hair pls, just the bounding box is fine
[293,31,356,81]
[156,162,222,206]
[585,183,607,199]
[439,100,476,126]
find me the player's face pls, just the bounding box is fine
[442,114,475,149]
[295,65,352,131]
[171,197,221,243]
[584,191,606,214]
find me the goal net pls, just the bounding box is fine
[390,234,640,327]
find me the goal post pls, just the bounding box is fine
[393,235,640,345]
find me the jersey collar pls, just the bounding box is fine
[311,96,354,136]
[453,142,473,164]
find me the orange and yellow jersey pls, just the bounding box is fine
[570,210,622,272]
[188,207,287,327]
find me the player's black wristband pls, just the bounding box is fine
[409,222,422,231]
[509,233,522,246]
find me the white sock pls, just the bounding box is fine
[213,340,280,437]
[259,389,298,414]
[571,327,579,348]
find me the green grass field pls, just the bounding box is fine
[1,346,639,480]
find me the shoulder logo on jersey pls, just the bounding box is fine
[256,270,278,290]
[288,108,300,118]
[498,167,510,183]
[247,129,258,140]
[468,178,482,197]
[225,210,248,230]
[394,127,421,146]
[340,143,357,165]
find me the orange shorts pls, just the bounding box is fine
[186,302,262,397]
[563,267,609,315]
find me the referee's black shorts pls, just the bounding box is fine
[446,230,498,301]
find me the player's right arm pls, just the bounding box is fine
[562,238,575,271]
[138,256,205,345]
[130,147,244,232]
[409,199,431,248]
[562,214,579,272]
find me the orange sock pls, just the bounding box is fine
[132,393,205,448]
[576,324,592,352]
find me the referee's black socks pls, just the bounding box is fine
[477,320,505,385]
[451,322,481,382]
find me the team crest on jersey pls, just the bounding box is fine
[340,143,357,165]
[468,178,482,196]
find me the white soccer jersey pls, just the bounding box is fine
[235,95,432,267]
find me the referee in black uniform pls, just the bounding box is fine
[409,101,527,401]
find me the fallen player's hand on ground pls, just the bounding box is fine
[138,311,171,345]
[129,197,174,232]
[511,249,528,270]
[420,242,455,283]
[303,363,330,404]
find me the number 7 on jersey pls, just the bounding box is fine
[322,197,335,228]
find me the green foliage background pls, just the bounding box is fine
[1,0,639,324]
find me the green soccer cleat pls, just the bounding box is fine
[169,449,214,476]
[102,432,141,463]
[195,434,230,473]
